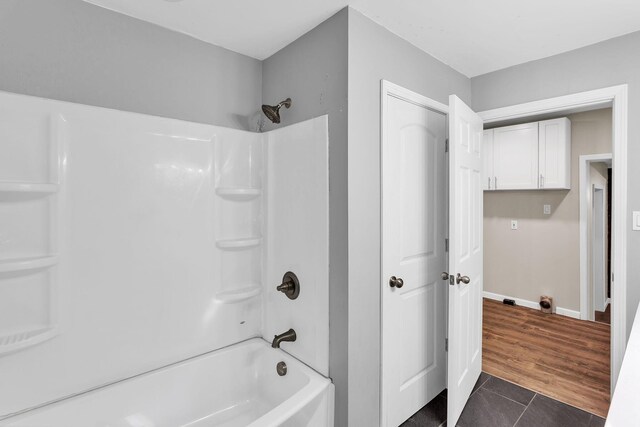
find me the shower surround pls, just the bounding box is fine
[0,91,330,424]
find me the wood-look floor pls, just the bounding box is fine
[482,298,610,418]
[595,304,611,325]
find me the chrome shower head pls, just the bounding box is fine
[261,98,292,124]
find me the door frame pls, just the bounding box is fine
[579,153,612,321]
[380,80,450,426]
[478,84,628,392]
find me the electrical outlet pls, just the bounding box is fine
[633,211,640,231]
[511,220,518,230]
[544,204,551,215]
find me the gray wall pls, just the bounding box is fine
[261,9,349,427]
[347,9,471,427]
[471,31,640,339]
[0,0,262,130]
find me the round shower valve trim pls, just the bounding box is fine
[276,271,300,299]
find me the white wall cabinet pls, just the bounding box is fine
[538,118,571,189]
[483,118,570,190]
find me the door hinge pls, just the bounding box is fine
[445,338,448,352]
[445,238,449,252]
[445,138,449,153]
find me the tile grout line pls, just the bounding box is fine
[477,384,529,409]
[457,376,529,427]
[480,376,532,408]
[512,393,537,427]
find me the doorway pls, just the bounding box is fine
[380,83,627,427]
[593,186,605,315]
[593,184,610,323]
[479,86,628,393]
[580,153,613,326]
[481,108,614,416]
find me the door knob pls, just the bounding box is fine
[441,272,450,280]
[389,276,404,288]
[456,273,470,284]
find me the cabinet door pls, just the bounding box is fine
[483,129,494,190]
[539,118,571,189]
[493,123,538,190]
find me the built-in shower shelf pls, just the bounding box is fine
[216,237,262,250]
[0,326,58,356]
[0,182,59,195]
[215,187,262,201]
[214,284,262,304]
[0,256,58,274]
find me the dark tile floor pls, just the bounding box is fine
[401,372,606,427]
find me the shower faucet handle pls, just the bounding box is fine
[276,271,300,300]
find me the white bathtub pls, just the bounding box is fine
[3,338,334,427]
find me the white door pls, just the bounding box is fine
[381,90,447,427]
[447,95,484,426]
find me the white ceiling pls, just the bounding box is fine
[82,0,640,77]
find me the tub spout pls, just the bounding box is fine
[272,328,296,348]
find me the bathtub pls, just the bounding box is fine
[3,338,334,427]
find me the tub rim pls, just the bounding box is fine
[2,337,332,426]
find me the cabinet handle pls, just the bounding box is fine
[488,177,491,190]
[495,176,497,190]
[540,174,544,188]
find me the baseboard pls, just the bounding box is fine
[483,291,539,310]
[604,298,611,309]
[483,291,581,319]
[555,307,581,319]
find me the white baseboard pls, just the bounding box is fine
[605,298,611,309]
[555,307,581,319]
[483,291,581,320]
[483,291,539,310]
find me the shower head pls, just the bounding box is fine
[261,98,292,124]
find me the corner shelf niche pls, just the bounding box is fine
[215,187,261,201]
[214,284,262,304]
[0,112,64,357]
[0,326,58,356]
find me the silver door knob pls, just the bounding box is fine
[456,273,470,284]
[441,272,450,280]
[389,276,404,288]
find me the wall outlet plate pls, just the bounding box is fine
[511,220,518,230]
[633,211,640,231]
[544,204,551,215]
